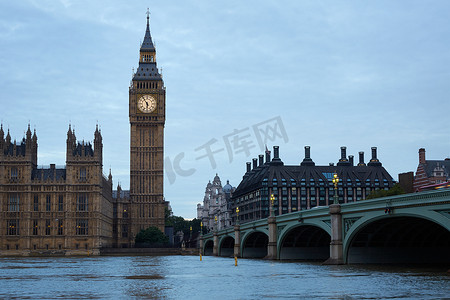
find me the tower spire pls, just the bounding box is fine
[141,8,154,51]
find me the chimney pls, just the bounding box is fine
[349,155,354,166]
[371,147,378,161]
[246,162,251,173]
[259,154,264,166]
[252,158,257,169]
[358,151,366,166]
[340,146,347,161]
[419,148,426,164]
[265,150,271,163]
[270,146,283,165]
[337,146,350,166]
[367,147,382,166]
[301,146,315,166]
[273,146,279,159]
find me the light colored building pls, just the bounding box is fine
[197,174,235,232]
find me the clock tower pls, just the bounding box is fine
[129,11,166,237]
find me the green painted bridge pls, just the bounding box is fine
[201,189,450,264]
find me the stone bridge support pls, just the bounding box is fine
[324,204,344,265]
[234,225,241,258]
[266,216,277,259]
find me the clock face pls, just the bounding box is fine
[138,95,157,113]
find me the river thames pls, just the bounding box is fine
[0,255,448,299]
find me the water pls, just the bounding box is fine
[0,256,448,299]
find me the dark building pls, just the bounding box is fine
[231,146,395,224]
[398,172,414,194]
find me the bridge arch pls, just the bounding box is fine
[203,239,214,256]
[241,230,269,258]
[278,223,331,260]
[345,213,450,264]
[218,235,235,257]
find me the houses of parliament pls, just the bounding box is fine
[0,13,165,255]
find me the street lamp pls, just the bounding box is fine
[332,173,339,204]
[236,206,240,225]
[214,215,217,231]
[270,194,275,216]
[200,221,203,235]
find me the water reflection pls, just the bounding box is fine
[0,256,448,299]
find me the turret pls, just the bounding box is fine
[6,129,11,145]
[66,124,76,161]
[94,124,103,163]
[26,124,32,149]
[0,124,4,150]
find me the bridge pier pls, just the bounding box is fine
[324,204,344,265]
[213,231,218,256]
[266,216,277,259]
[234,225,241,258]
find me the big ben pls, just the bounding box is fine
[129,11,165,237]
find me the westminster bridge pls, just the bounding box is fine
[200,189,450,264]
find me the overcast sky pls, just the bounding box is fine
[1,1,450,219]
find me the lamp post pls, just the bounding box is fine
[332,173,339,204]
[214,215,217,231]
[236,206,240,225]
[270,194,275,216]
[200,221,203,235]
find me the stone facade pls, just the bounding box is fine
[0,13,168,255]
[197,174,235,232]
[127,12,166,240]
[0,125,114,256]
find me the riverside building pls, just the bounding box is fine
[231,146,395,224]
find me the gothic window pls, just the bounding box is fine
[58,219,63,235]
[123,205,128,218]
[46,195,51,211]
[80,168,87,181]
[32,220,38,235]
[122,225,128,238]
[8,194,19,211]
[58,195,64,211]
[45,220,51,235]
[76,219,88,235]
[8,220,19,235]
[77,194,88,211]
[33,195,39,211]
[10,167,18,181]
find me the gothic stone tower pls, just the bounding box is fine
[129,12,166,238]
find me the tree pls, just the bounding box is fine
[135,226,169,246]
[366,184,405,200]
